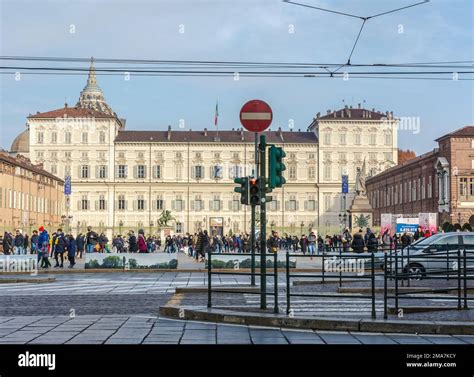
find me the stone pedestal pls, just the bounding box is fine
[348,195,374,231]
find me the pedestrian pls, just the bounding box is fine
[86,226,99,253]
[138,229,147,253]
[67,234,77,268]
[40,241,51,268]
[367,233,378,252]
[128,231,138,253]
[2,232,13,255]
[31,230,39,260]
[53,228,67,268]
[76,233,85,258]
[14,229,25,255]
[23,233,29,254]
[351,232,365,253]
[307,232,316,255]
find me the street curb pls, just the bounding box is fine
[0,277,56,284]
[386,306,460,314]
[158,306,474,335]
[0,268,345,274]
[175,286,260,294]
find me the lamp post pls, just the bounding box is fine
[300,221,305,236]
[119,220,123,236]
[149,221,154,236]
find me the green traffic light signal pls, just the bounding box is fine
[269,145,286,188]
[234,177,249,205]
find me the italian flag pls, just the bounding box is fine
[214,101,219,127]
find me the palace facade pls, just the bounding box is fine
[10,60,398,236]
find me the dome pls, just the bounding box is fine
[10,129,30,154]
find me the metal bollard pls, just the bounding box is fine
[207,251,212,308]
[274,249,279,314]
[286,252,290,315]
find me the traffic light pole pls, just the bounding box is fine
[250,132,258,286]
[259,135,267,309]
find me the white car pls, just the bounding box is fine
[389,232,474,279]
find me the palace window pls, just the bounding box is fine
[117,165,127,179]
[308,166,316,180]
[51,132,57,144]
[99,131,106,143]
[153,165,161,179]
[323,133,331,145]
[384,133,391,146]
[210,195,221,211]
[212,165,223,179]
[80,165,89,179]
[135,165,146,179]
[81,132,88,144]
[173,195,184,212]
[289,165,297,180]
[193,165,204,179]
[118,195,126,211]
[37,132,44,144]
[154,195,164,211]
[97,165,107,179]
[369,133,376,145]
[339,133,346,145]
[230,165,242,179]
[323,164,331,180]
[193,195,204,211]
[136,195,145,211]
[98,195,107,211]
[287,195,298,211]
[355,133,361,145]
[232,195,241,211]
[65,132,72,144]
[80,195,89,211]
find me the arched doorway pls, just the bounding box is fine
[469,215,474,227]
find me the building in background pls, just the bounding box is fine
[12,59,398,236]
[366,126,474,227]
[0,152,64,234]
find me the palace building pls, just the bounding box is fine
[11,59,398,236]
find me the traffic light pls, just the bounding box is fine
[249,177,260,206]
[234,177,249,205]
[269,145,286,188]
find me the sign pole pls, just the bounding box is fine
[250,132,258,286]
[259,134,267,309]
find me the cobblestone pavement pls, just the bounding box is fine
[0,315,472,345]
[0,271,471,334]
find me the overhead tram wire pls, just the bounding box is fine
[0,56,472,70]
[283,0,431,75]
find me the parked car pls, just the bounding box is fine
[388,232,474,279]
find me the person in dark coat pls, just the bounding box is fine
[2,232,13,255]
[67,234,77,268]
[351,233,365,253]
[76,233,85,258]
[367,233,379,252]
[300,235,308,255]
[14,230,25,255]
[128,231,138,253]
[53,229,67,268]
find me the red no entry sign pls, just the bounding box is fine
[239,99,273,133]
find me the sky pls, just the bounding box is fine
[0,0,472,154]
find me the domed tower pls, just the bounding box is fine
[76,57,114,115]
[10,127,30,158]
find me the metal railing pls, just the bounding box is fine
[285,250,382,319]
[207,249,280,313]
[384,247,474,319]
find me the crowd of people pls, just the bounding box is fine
[0,223,452,269]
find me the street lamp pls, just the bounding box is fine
[300,221,305,235]
[119,220,123,235]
